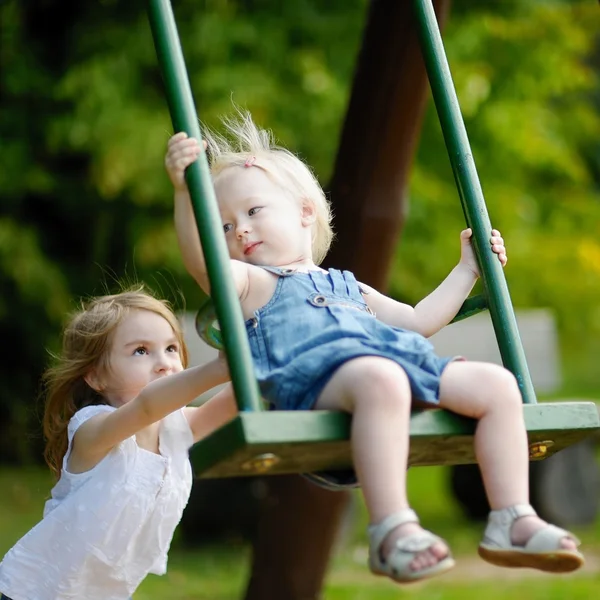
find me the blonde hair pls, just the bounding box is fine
[42,286,188,479]
[205,111,334,265]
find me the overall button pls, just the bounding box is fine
[310,295,328,306]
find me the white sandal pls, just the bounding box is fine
[478,504,584,572]
[368,509,455,583]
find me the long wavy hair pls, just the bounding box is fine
[42,287,188,479]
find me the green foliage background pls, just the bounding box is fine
[1,0,599,462]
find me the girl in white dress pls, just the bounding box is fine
[0,287,235,600]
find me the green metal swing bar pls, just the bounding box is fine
[413,0,536,403]
[147,0,262,413]
[146,0,600,477]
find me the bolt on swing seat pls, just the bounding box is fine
[147,0,600,484]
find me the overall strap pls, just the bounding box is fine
[260,266,297,277]
[340,269,367,300]
[328,268,350,296]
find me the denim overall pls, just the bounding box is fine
[247,267,452,410]
[247,267,453,490]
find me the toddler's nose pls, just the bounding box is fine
[236,223,251,239]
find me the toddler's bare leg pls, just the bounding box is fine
[315,356,448,572]
[438,361,576,551]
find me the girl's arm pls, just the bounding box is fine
[183,384,239,443]
[174,184,209,291]
[167,133,249,298]
[72,357,230,464]
[362,229,506,337]
[362,263,478,337]
[167,132,208,290]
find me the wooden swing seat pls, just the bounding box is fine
[190,401,600,478]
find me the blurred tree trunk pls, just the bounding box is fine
[244,1,451,598]
[244,476,350,600]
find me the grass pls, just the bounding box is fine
[2,464,599,599]
[0,467,55,552]
[324,578,600,600]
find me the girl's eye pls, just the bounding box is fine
[167,344,179,353]
[223,223,233,234]
[248,207,261,216]
[134,347,147,356]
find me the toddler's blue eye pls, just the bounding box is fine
[223,223,233,233]
[134,347,147,356]
[248,207,261,216]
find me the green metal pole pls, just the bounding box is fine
[413,0,537,404]
[146,0,262,412]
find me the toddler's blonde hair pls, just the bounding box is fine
[205,112,334,265]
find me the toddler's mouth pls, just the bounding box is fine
[244,242,262,256]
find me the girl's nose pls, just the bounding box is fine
[236,223,251,239]
[154,357,171,373]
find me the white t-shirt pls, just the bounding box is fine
[0,404,194,600]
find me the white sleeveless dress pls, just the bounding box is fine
[0,404,194,600]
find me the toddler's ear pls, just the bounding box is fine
[301,199,317,226]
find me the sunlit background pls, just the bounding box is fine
[1,1,599,598]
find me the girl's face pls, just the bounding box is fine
[89,309,184,407]
[214,166,316,267]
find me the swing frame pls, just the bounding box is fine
[146,0,600,479]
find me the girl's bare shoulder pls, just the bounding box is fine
[240,264,280,319]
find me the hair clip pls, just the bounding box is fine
[244,156,256,168]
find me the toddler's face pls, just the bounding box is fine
[214,166,315,267]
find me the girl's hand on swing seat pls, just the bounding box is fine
[459,228,507,277]
[165,133,207,191]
